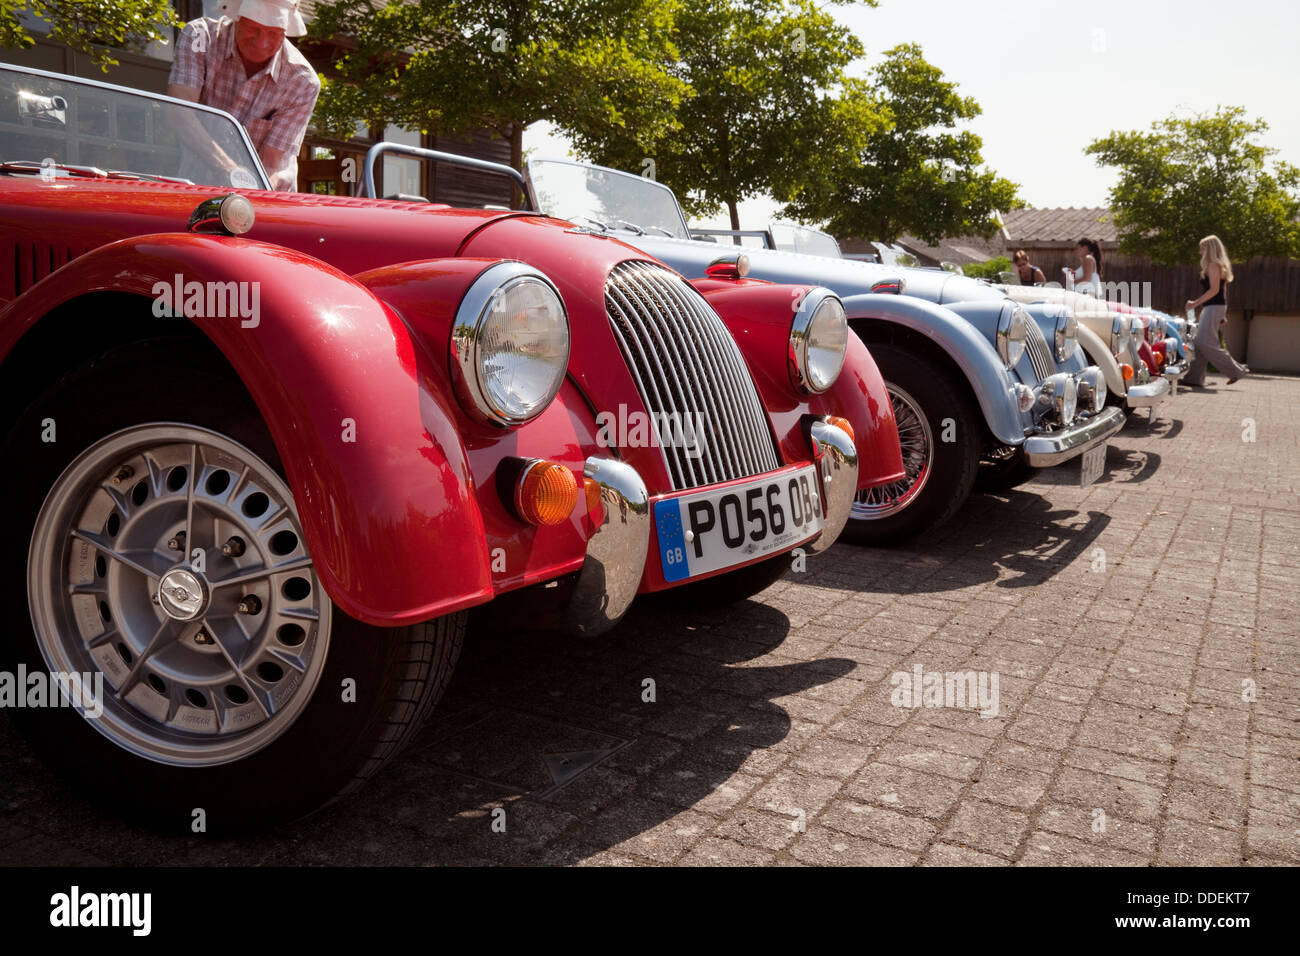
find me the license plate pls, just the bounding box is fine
[1080,443,1106,487]
[655,465,824,582]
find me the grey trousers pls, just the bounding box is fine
[1184,305,1247,385]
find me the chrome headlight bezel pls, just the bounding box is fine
[1054,310,1079,362]
[1036,372,1078,425]
[789,288,848,394]
[997,306,1029,369]
[450,261,571,426]
[1076,366,1107,412]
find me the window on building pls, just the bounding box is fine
[381,124,423,198]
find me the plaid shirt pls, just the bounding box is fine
[170,17,320,190]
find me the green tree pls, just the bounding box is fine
[1,0,178,70]
[569,0,872,229]
[781,43,1021,244]
[307,0,688,197]
[1086,107,1300,264]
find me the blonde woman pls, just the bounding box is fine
[1183,235,1248,386]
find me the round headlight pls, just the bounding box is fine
[1055,310,1079,362]
[1060,375,1078,423]
[1078,367,1107,412]
[997,306,1029,368]
[789,290,847,394]
[451,262,570,425]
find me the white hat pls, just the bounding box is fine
[234,0,307,37]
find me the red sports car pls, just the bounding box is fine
[0,63,902,828]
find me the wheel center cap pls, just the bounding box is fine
[157,568,206,621]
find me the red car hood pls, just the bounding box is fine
[0,176,517,282]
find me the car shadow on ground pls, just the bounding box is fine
[818,489,1112,597]
[0,599,854,866]
[1031,443,1163,488]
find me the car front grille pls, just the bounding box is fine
[604,260,780,490]
[1024,319,1056,381]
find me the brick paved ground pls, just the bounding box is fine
[2,374,1297,866]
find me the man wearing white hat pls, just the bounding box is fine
[168,0,320,190]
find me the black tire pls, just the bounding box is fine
[974,452,1041,493]
[1,338,463,832]
[843,343,980,545]
[663,554,790,610]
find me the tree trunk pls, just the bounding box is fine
[728,199,740,241]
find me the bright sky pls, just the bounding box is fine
[525,0,1300,230]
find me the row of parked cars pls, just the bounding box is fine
[0,63,1191,829]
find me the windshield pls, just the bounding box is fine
[769,223,842,258]
[528,158,691,238]
[0,64,267,188]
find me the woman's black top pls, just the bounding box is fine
[1200,273,1227,306]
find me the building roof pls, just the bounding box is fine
[1001,207,1117,244]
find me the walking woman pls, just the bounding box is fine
[1183,234,1248,386]
[1063,237,1103,296]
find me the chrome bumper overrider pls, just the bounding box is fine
[806,420,858,553]
[1023,406,1125,467]
[1163,361,1187,383]
[1125,376,1171,408]
[562,456,649,637]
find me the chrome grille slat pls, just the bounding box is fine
[611,265,728,485]
[617,265,727,483]
[604,293,691,488]
[623,260,776,482]
[604,261,780,490]
[1024,320,1056,381]
[623,262,748,479]
[647,264,772,477]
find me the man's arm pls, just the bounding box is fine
[166,20,241,177]
[256,69,321,191]
[167,82,241,174]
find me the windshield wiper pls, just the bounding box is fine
[107,170,195,185]
[571,215,610,232]
[0,160,107,179]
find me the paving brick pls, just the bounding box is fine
[941,800,1030,858]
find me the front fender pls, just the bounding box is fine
[841,293,1026,447]
[0,234,494,626]
[692,281,904,489]
[1076,323,1127,397]
[355,258,600,595]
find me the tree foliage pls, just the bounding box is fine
[780,42,1021,244]
[0,0,178,70]
[1086,107,1300,264]
[567,0,872,229]
[308,0,688,176]
[961,255,1012,281]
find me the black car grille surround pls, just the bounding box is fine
[604,260,781,490]
[1024,318,1056,382]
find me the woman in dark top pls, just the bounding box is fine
[1012,249,1045,285]
[1183,234,1248,386]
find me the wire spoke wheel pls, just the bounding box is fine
[852,384,934,520]
[27,423,330,767]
